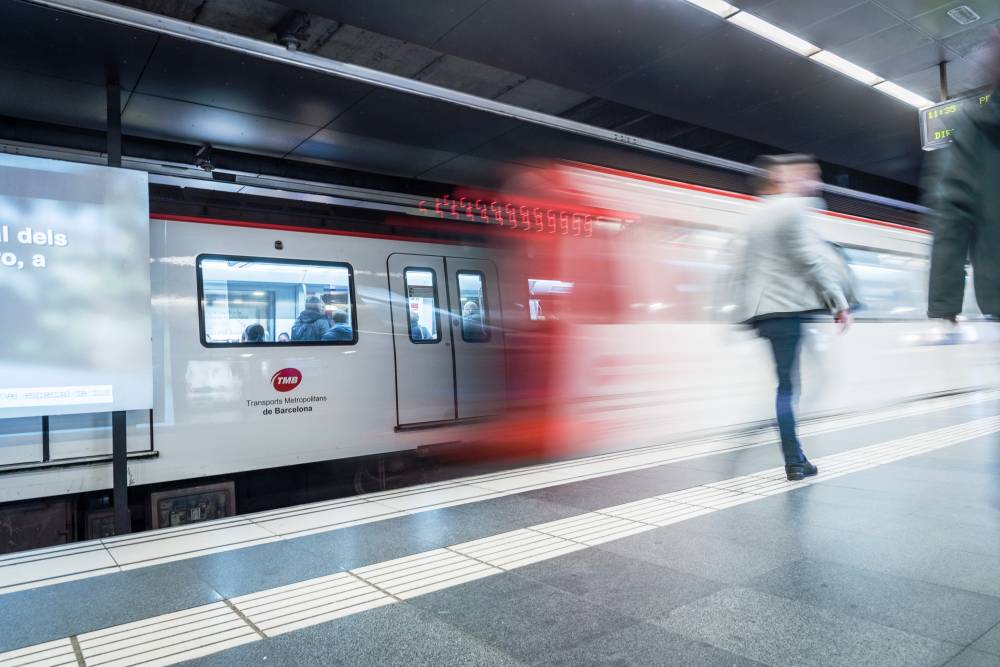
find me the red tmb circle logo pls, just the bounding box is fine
[271,368,302,392]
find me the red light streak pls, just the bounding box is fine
[418,195,594,237]
[415,184,638,238]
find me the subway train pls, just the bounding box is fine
[1,162,996,550]
[489,163,999,457]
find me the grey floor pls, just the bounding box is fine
[4,401,1000,666]
[181,404,1000,666]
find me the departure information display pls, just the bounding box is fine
[921,91,992,150]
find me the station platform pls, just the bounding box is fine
[2,391,1000,667]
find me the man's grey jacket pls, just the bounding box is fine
[729,195,849,324]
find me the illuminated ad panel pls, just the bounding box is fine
[0,154,152,418]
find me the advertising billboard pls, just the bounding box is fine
[0,153,152,418]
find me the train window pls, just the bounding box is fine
[457,271,490,342]
[528,279,574,321]
[620,226,732,322]
[840,248,928,320]
[404,268,441,343]
[197,255,357,347]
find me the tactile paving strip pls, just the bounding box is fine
[77,602,257,667]
[351,549,501,600]
[449,529,588,570]
[230,572,392,636]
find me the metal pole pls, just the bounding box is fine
[41,416,50,462]
[107,68,129,534]
[106,70,122,168]
[939,61,950,102]
[111,411,129,534]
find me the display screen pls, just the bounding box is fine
[0,153,152,419]
[920,92,992,150]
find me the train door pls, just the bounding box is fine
[446,258,505,419]
[388,254,505,427]
[389,254,453,425]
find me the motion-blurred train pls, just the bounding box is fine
[2,161,996,550]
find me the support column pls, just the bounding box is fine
[939,61,950,102]
[107,69,129,534]
[112,411,130,534]
[106,70,122,168]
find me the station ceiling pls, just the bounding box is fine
[0,0,997,199]
[278,0,998,183]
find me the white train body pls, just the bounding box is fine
[540,170,999,452]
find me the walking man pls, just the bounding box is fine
[733,155,852,481]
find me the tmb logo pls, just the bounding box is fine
[271,368,302,392]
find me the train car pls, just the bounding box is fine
[0,211,524,548]
[478,163,1000,458]
[1,163,995,552]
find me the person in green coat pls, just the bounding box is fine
[927,32,1000,321]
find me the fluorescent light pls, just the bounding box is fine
[727,12,819,56]
[810,50,884,86]
[689,1,933,110]
[873,81,935,109]
[682,0,738,18]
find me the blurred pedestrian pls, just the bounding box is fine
[732,154,852,481]
[927,30,1000,321]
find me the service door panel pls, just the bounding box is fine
[447,258,506,419]
[388,254,455,425]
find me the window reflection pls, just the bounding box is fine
[405,268,441,343]
[458,271,490,342]
[528,279,574,321]
[841,248,928,320]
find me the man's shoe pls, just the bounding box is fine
[785,460,818,481]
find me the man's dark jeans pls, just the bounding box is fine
[754,316,806,466]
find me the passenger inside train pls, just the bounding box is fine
[321,311,354,342]
[241,323,266,343]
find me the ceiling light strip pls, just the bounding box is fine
[727,11,819,56]
[682,0,933,108]
[809,50,884,86]
[874,81,935,109]
[681,0,738,18]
